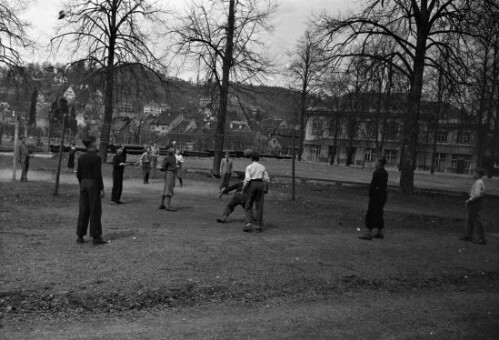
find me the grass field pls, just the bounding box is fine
[0,154,498,339]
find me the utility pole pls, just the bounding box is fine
[291,127,296,201]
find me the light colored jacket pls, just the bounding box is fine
[220,157,233,174]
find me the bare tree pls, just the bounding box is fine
[0,1,30,68]
[51,0,166,160]
[170,0,276,175]
[288,29,325,161]
[317,0,476,194]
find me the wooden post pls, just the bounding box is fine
[53,114,67,196]
[12,114,19,180]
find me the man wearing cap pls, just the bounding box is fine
[159,146,177,211]
[76,136,107,244]
[242,150,270,232]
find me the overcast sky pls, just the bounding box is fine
[21,0,356,84]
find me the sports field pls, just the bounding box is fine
[1,154,498,339]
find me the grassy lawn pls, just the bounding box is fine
[0,154,498,339]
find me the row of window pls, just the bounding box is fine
[309,145,473,169]
[310,118,472,145]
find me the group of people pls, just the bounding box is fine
[356,157,488,245]
[18,135,482,246]
[74,137,271,244]
[138,144,184,187]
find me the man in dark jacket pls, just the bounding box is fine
[159,146,177,211]
[76,136,107,244]
[110,145,126,204]
[359,158,389,240]
[216,173,255,223]
[18,136,30,181]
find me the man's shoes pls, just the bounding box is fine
[159,205,166,210]
[475,239,487,245]
[359,234,372,241]
[76,237,85,244]
[459,236,473,242]
[243,223,252,232]
[92,237,107,244]
[373,233,384,239]
[110,201,117,205]
[216,218,226,223]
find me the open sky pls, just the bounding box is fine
[20,0,357,85]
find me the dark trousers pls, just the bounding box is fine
[220,173,231,189]
[466,200,485,240]
[224,192,247,216]
[111,171,124,202]
[245,181,264,226]
[142,163,151,183]
[20,157,29,181]
[77,179,102,238]
[365,191,387,230]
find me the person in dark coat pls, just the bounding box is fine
[110,145,126,204]
[67,143,76,173]
[359,158,389,240]
[159,146,177,211]
[216,173,255,223]
[18,136,30,181]
[76,136,107,244]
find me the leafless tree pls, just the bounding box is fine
[170,0,276,175]
[316,0,477,194]
[51,0,166,160]
[288,29,326,161]
[0,1,30,68]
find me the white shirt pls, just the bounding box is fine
[243,161,270,188]
[175,154,184,165]
[469,178,485,201]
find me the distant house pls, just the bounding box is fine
[150,112,184,134]
[143,102,171,117]
[63,86,76,102]
[303,93,480,173]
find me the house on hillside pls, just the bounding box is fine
[144,102,171,117]
[149,111,184,134]
[302,93,479,173]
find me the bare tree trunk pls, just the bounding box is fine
[99,2,117,163]
[399,32,427,194]
[298,90,306,162]
[212,0,235,176]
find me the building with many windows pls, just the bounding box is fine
[302,94,480,174]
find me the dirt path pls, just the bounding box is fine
[3,291,498,339]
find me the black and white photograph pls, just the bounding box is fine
[1,0,498,338]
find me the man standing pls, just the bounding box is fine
[175,148,184,187]
[139,145,152,184]
[359,158,388,240]
[18,136,30,182]
[460,168,487,245]
[150,143,160,179]
[219,151,233,192]
[76,136,107,244]
[159,147,177,211]
[111,145,126,204]
[242,151,270,233]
